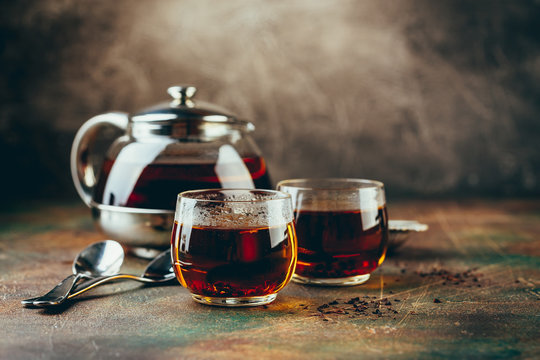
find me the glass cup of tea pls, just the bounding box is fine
[277,179,388,286]
[171,189,297,306]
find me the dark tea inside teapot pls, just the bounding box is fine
[93,149,270,210]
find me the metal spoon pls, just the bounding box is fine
[21,240,124,306]
[36,249,175,306]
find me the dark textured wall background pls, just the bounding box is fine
[1,0,539,206]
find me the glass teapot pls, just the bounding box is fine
[71,85,271,254]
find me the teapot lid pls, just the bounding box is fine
[131,85,241,125]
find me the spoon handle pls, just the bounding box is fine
[22,274,86,306]
[67,274,155,299]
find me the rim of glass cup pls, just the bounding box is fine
[178,188,291,203]
[277,178,384,191]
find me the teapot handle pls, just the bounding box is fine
[70,112,129,207]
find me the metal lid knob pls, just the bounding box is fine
[167,85,197,105]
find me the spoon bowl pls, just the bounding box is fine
[22,240,125,306]
[141,249,175,281]
[73,240,125,276]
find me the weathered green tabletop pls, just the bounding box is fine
[1,200,539,359]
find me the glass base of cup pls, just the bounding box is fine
[191,293,277,307]
[292,273,371,286]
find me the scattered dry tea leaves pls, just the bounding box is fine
[307,296,402,321]
[415,267,485,287]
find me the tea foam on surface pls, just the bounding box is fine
[175,189,293,228]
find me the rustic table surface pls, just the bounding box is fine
[1,200,539,359]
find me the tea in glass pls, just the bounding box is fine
[171,189,297,306]
[277,179,388,286]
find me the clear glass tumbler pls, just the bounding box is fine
[277,179,388,286]
[171,189,297,306]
